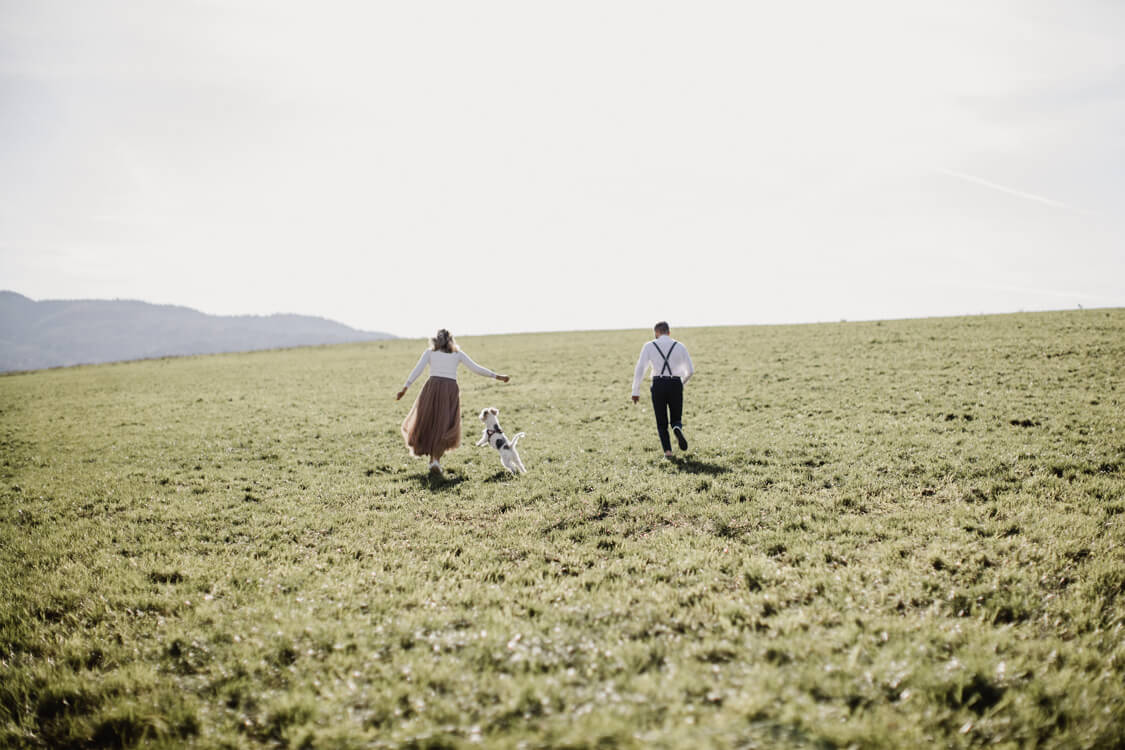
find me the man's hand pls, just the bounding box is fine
[631,395,639,404]
[395,388,407,401]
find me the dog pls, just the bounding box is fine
[475,407,526,474]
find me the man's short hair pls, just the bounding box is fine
[654,321,670,334]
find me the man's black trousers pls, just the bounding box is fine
[650,377,683,452]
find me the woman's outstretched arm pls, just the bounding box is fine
[459,351,509,382]
[397,350,431,399]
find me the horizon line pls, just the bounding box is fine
[4,288,1119,340]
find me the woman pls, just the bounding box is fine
[396,329,510,475]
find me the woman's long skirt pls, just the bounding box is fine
[401,376,461,458]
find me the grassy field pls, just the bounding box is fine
[2,310,1124,749]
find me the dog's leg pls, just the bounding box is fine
[475,430,488,447]
[505,433,526,473]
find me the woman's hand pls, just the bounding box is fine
[395,388,407,400]
[496,375,510,383]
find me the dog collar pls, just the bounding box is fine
[487,426,504,439]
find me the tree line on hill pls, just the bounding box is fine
[0,291,395,373]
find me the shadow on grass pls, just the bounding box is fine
[416,471,468,491]
[483,471,518,484]
[667,456,731,475]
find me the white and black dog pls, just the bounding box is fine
[475,407,526,474]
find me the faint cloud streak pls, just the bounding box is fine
[934,167,1092,214]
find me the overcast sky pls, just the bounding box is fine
[2,1,1122,337]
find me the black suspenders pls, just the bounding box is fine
[653,340,677,376]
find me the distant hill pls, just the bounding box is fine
[0,291,395,372]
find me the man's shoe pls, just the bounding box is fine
[429,460,442,476]
[673,426,688,451]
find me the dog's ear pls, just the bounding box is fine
[490,407,499,416]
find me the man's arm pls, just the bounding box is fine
[681,347,695,386]
[631,344,650,402]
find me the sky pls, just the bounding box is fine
[2,1,1123,338]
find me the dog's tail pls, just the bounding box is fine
[510,432,526,448]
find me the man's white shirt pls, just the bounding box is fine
[632,335,694,397]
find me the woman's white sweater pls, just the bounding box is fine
[403,349,497,388]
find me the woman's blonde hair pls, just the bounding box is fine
[431,328,458,353]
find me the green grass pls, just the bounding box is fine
[2,310,1124,749]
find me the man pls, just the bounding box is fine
[632,321,695,458]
